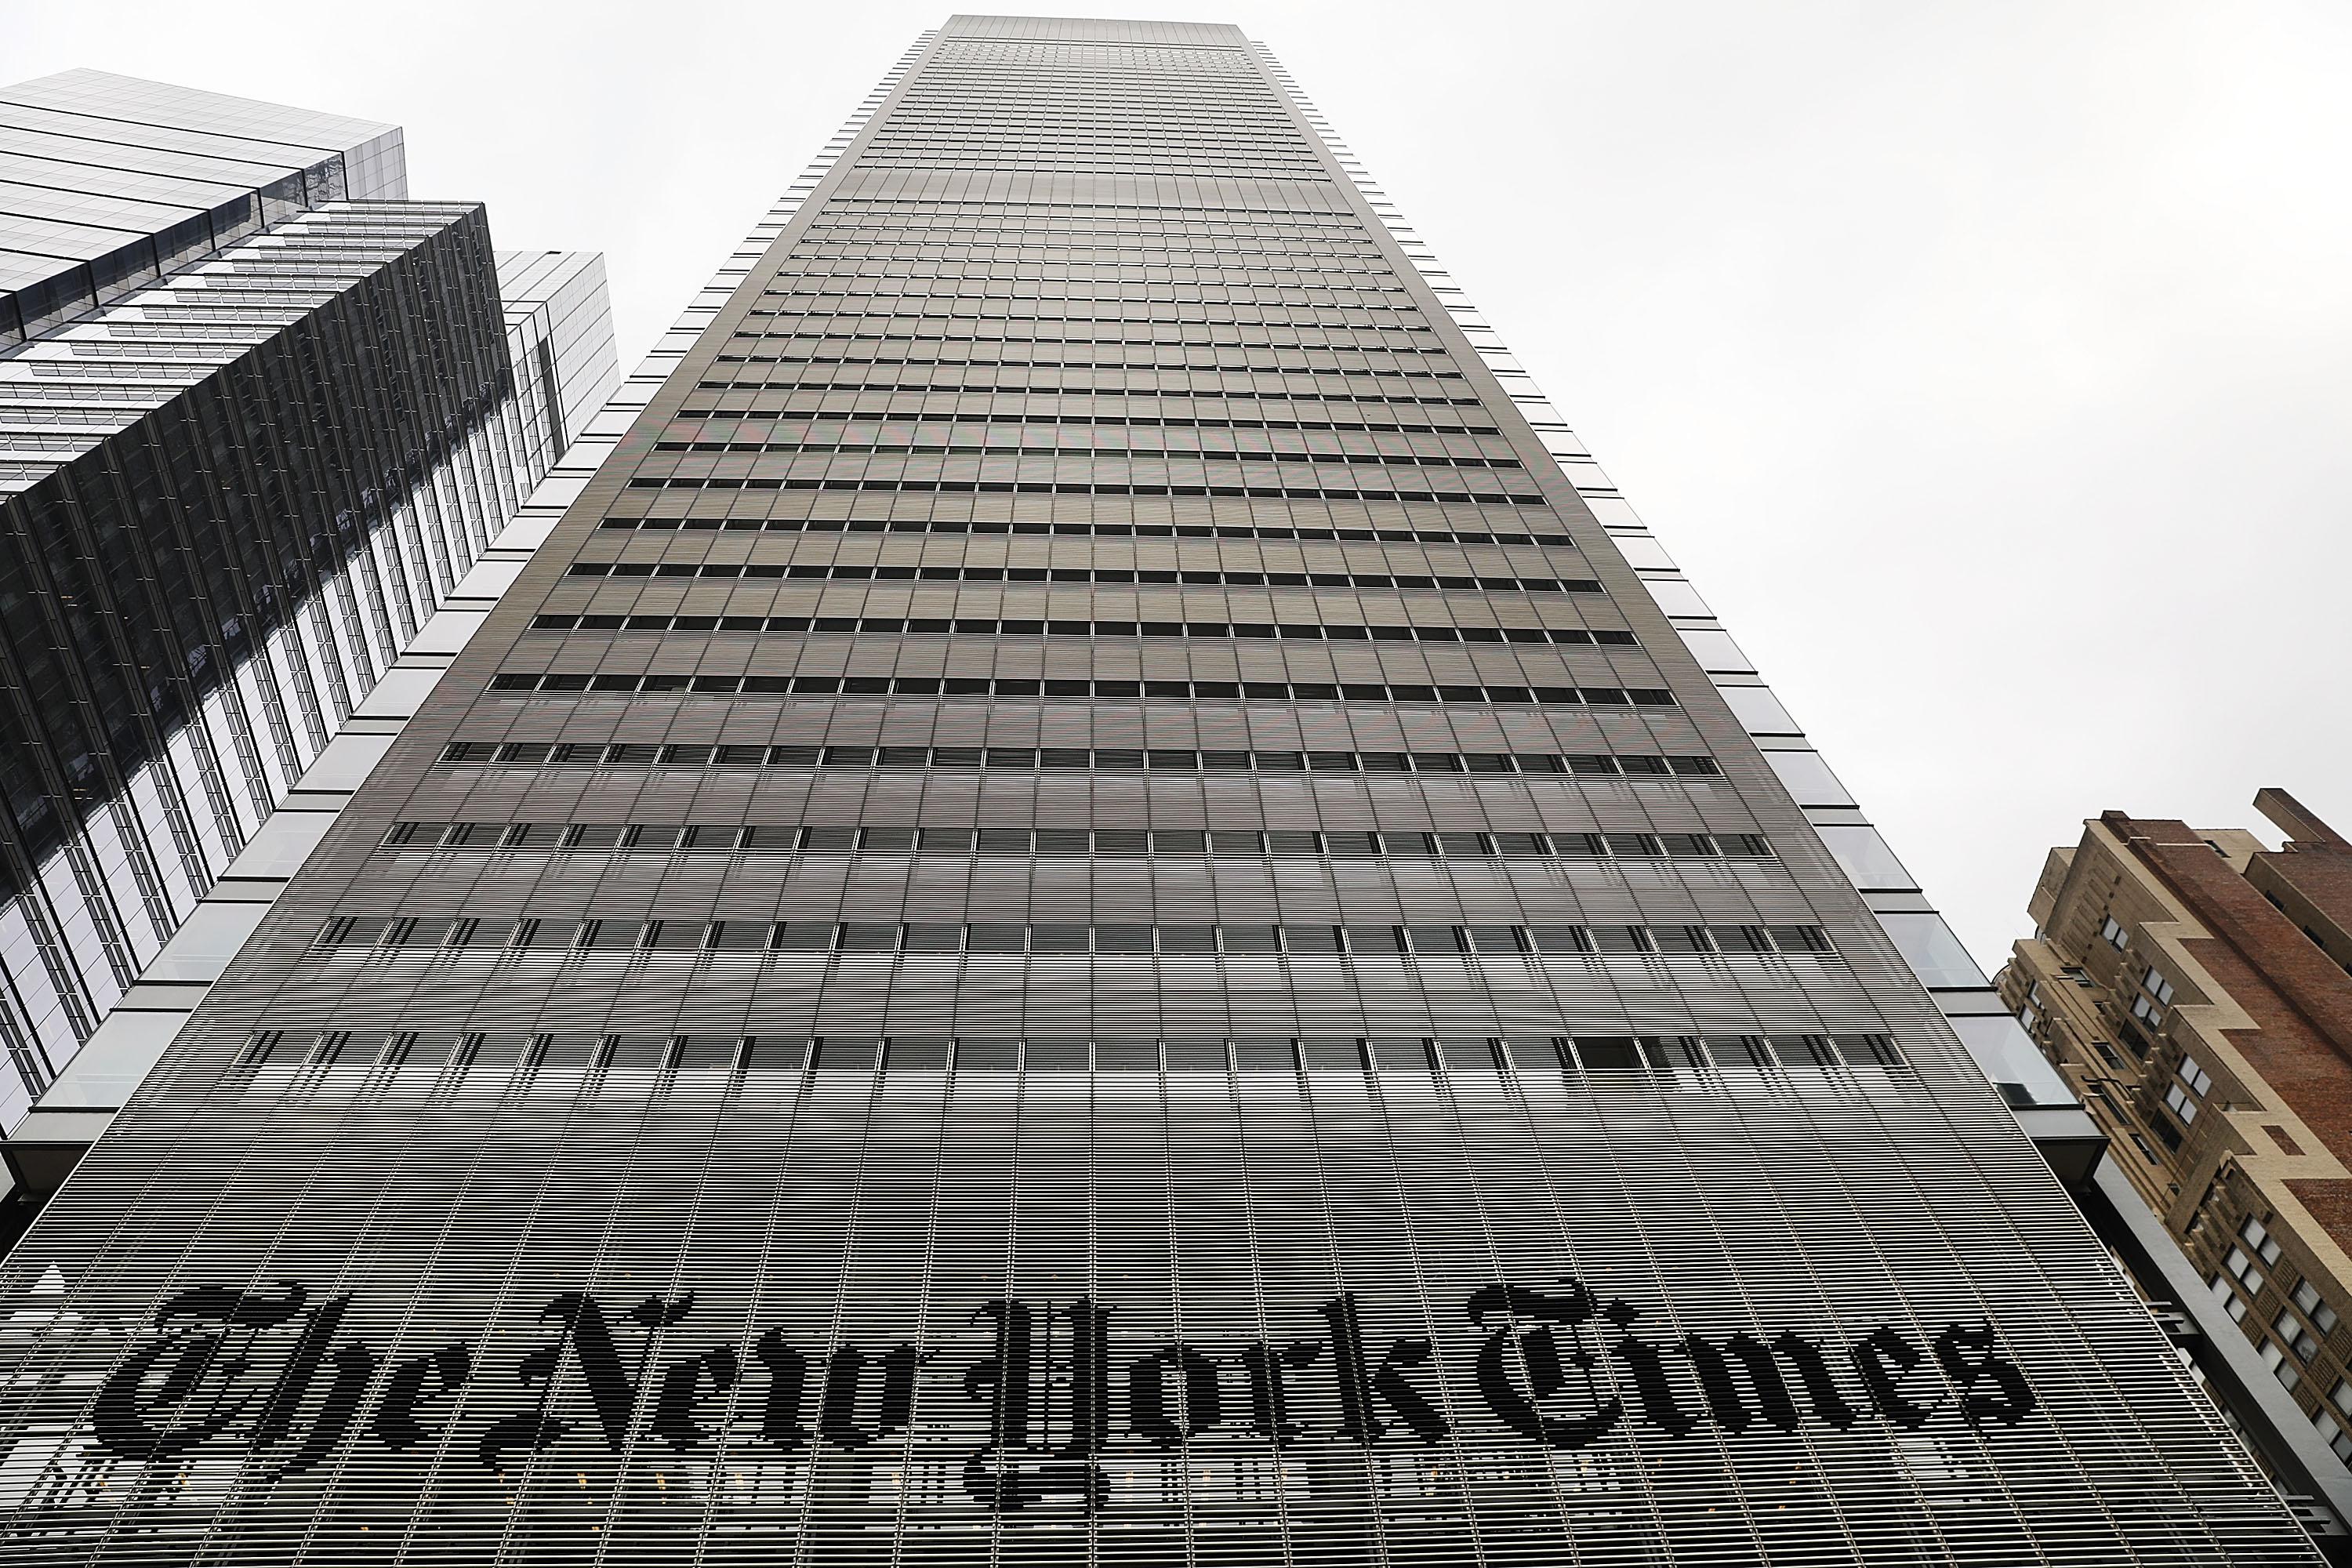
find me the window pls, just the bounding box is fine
[2275,1306,2321,1362]
[2101,915,2129,950]
[2018,980,2047,1033]
[2296,1280,2340,1334]
[2176,1055,2213,1096]
[2226,1244,2266,1297]
[2259,1338,2301,1392]
[2314,1408,2352,1465]
[2243,1217,2285,1267]
[2164,1083,2198,1125]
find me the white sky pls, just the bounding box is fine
[9,0,2350,968]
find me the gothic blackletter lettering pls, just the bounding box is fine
[1681,1333,1801,1434]
[372,1343,473,1450]
[1601,1297,1699,1437]
[750,1328,811,1450]
[820,1343,916,1448]
[1768,1332,1860,1429]
[1241,1338,1322,1444]
[477,1291,676,1466]
[1465,1281,1621,1449]
[652,1345,741,1450]
[1931,1323,2036,1427]
[1127,1344,1222,1446]
[1851,1327,1940,1429]
[1317,1294,1451,1443]
[90,1283,310,1462]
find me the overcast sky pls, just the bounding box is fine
[10,0,2350,968]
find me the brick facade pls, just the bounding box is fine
[2002,792,2352,1467]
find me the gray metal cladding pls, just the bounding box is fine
[0,14,2321,1566]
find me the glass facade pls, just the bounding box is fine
[0,73,619,1125]
[0,20,2319,1564]
[0,68,405,347]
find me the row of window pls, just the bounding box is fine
[840,136,1323,158]
[601,516,1566,547]
[806,197,1370,223]
[782,241,1395,263]
[481,672,1675,706]
[565,561,1595,593]
[2162,1052,2215,1127]
[762,265,1402,286]
[619,475,1540,506]
[773,256,1400,284]
[682,390,1486,416]
[775,274,1414,304]
[685,385,1488,410]
[770,264,1409,289]
[795,227,1374,249]
[652,441,1519,470]
[697,372,1475,401]
[788,244,1392,268]
[2132,963,2177,1030]
[2216,1216,2347,1413]
[437,741,1716,778]
[231,1027,1906,1083]
[734,323,1440,350]
[750,303,1424,328]
[724,338,1449,365]
[790,200,1369,227]
[312,916,1839,960]
[713,357,1467,391]
[668,411,1504,436]
[525,613,1629,648]
[854,150,1325,176]
[381,821,1773,862]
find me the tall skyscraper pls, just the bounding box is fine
[0,19,2323,1563]
[0,71,618,1134]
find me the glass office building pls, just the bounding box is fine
[0,20,2320,1564]
[0,71,617,1125]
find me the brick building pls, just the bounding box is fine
[2002,789,2352,1468]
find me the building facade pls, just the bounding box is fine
[2003,790,2352,1495]
[0,19,2321,1563]
[0,71,618,1127]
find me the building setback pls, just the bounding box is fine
[2003,789,2352,1521]
[0,18,2321,1563]
[0,71,618,1133]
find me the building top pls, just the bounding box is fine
[0,69,405,344]
[493,249,624,453]
[2249,789,2352,977]
[2017,789,2352,1252]
[942,13,1247,42]
[2096,795,2352,1069]
[0,201,491,495]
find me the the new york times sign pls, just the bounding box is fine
[82,1276,2034,1507]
